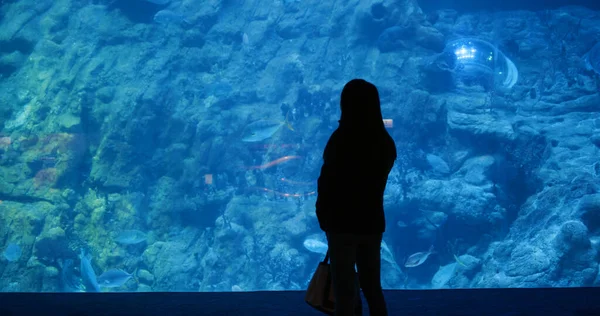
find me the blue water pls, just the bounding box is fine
[0,0,599,293]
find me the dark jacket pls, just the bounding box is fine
[315,79,397,234]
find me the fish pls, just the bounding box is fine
[426,154,450,174]
[278,178,315,186]
[380,240,394,264]
[232,284,244,291]
[0,136,11,149]
[3,243,21,262]
[59,259,84,292]
[431,262,457,289]
[422,211,448,230]
[383,119,393,128]
[303,239,328,255]
[245,155,301,170]
[153,10,190,25]
[79,249,101,292]
[115,230,147,245]
[381,240,402,273]
[97,269,135,288]
[404,245,435,268]
[590,236,600,251]
[453,254,468,268]
[249,143,301,151]
[247,187,316,198]
[241,115,294,142]
[396,221,407,228]
[583,42,600,75]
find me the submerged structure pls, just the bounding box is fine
[445,38,519,90]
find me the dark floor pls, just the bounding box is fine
[1,287,600,316]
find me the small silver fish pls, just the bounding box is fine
[59,258,84,292]
[303,239,328,255]
[422,211,448,230]
[3,243,21,262]
[115,230,147,245]
[153,10,190,25]
[426,154,450,174]
[404,245,435,268]
[241,119,293,142]
[79,249,101,292]
[381,240,402,272]
[590,236,600,251]
[583,42,600,75]
[380,240,395,264]
[97,269,134,288]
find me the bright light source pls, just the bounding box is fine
[455,46,476,60]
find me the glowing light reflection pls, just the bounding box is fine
[455,46,476,60]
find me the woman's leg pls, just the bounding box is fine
[356,234,387,316]
[327,233,358,316]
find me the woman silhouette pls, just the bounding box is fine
[315,79,397,316]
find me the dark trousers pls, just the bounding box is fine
[326,232,388,316]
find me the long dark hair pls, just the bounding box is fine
[339,79,386,135]
[323,79,394,163]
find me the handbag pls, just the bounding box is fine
[305,251,363,315]
[305,251,335,315]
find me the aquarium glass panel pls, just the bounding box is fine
[1,0,600,292]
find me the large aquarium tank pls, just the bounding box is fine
[0,0,599,293]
